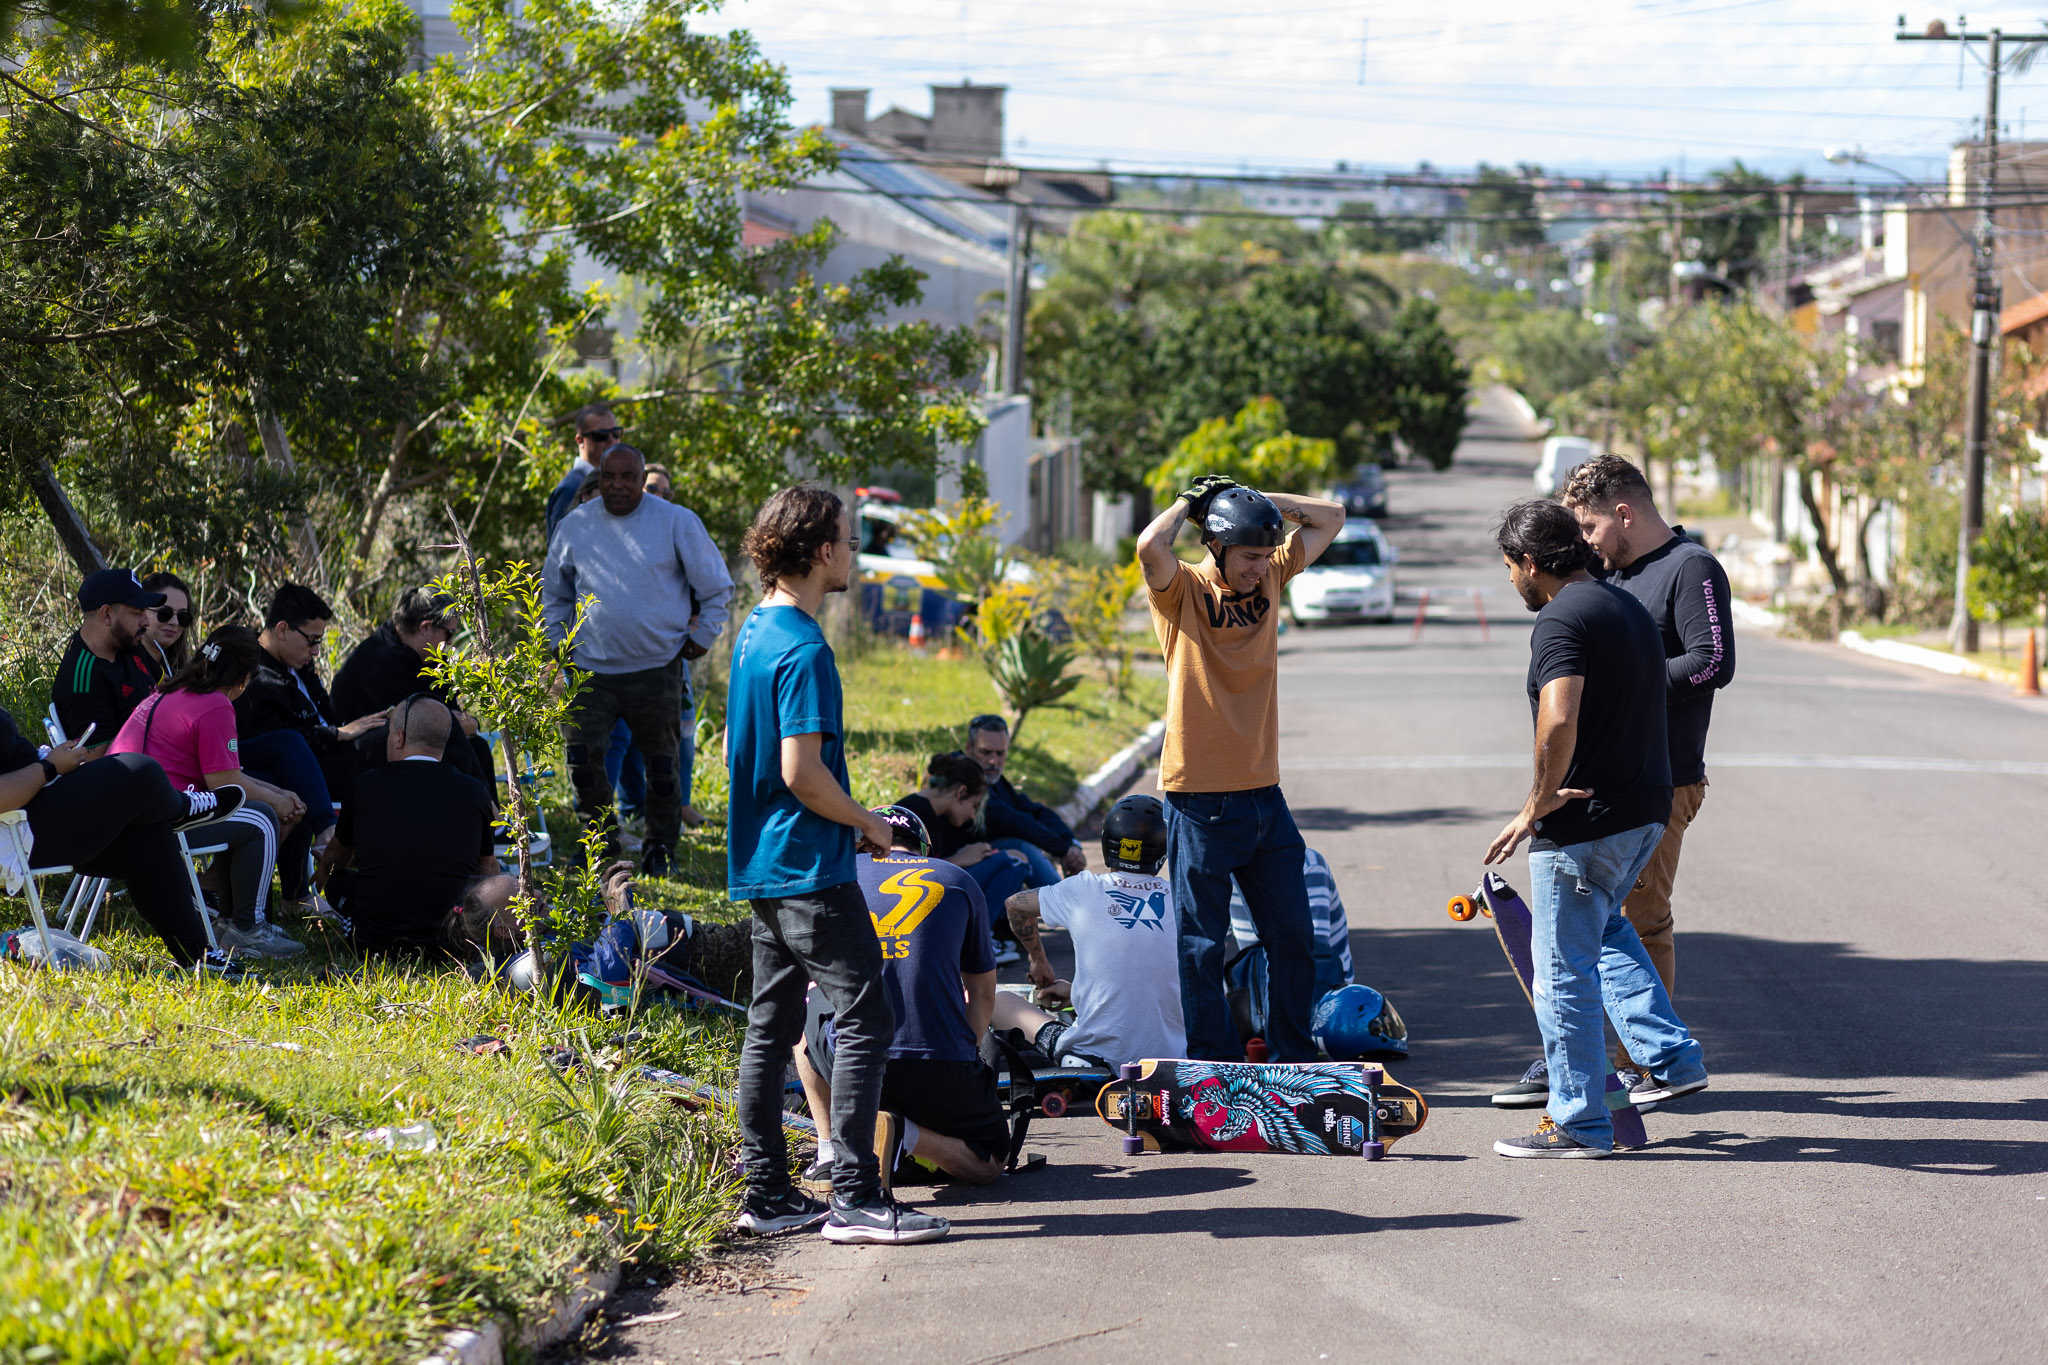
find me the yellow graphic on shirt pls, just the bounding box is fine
[871,867,947,949]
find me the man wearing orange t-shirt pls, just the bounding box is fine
[1136,477,1345,1062]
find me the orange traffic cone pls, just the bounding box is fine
[907,611,927,654]
[2018,628,2041,697]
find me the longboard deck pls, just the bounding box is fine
[1096,1059,1426,1156]
[641,1066,818,1139]
[1452,873,1648,1149]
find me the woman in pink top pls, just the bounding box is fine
[111,626,307,959]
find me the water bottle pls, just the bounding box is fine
[362,1121,439,1153]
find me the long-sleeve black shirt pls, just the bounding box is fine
[1608,528,1736,787]
[982,774,1074,857]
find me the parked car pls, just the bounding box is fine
[1534,436,1600,497]
[1335,466,1387,518]
[1286,522,1398,625]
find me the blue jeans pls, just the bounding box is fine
[240,729,334,900]
[993,837,1061,889]
[1528,824,1708,1148]
[1167,786,1317,1062]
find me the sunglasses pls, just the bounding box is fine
[152,607,193,626]
[578,426,623,443]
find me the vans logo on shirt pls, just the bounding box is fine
[1201,592,1271,630]
[1105,887,1169,931]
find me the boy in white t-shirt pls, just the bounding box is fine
[993,795,1185,1068]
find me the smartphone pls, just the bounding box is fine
[77,722,96,746]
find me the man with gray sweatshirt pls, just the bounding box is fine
[544,443,734,875]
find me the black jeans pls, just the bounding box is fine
[739,882,895,1204]
[23,753,210,964]
[562,654,685,857]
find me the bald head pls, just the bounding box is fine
[389,696,452,759]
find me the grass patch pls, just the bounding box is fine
[0,953,744,1362]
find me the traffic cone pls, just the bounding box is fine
[2018,628,2041,697]
[907,611,927,654]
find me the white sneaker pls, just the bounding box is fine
[286,892,346,925]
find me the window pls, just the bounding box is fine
[1868,320,1901,361]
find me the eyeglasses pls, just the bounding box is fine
[152,607,192,627]
[421,616,451,635]
[578,426,623,443]
[289,623,327,650]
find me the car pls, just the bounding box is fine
[1287,522,1398,625]
[1335,466,1387,518]
[1534,436,1600,497]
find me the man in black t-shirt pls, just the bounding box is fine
[1482,500,1708,1159]
[322,697,505,955]
[52,568,164,748]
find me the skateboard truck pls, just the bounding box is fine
[1361,1062,1385,1160]
[1118,1063,1145,1155]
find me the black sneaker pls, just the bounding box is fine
[736,1186,829,1236]
[642,843,673,879]
[1631,1072,1710,1106]
[820,1193,951,1245]
[1493,1115,1609,1159]
[1491,1058,1549,1108]
[799,1149,834,1193]
[175,785,245,832]
[192,949,249,984]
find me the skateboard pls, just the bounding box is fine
[1096,1059,1427,1159]
[640,1067,818,1140]
[1447,871,1648,1148]
[999,1063,1115,1118]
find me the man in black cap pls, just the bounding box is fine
[53,569,165,751]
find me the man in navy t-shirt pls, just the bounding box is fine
[726,486,949,1247]
[795,805,1007,1190]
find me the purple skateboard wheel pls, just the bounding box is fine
[1120,1062,1142,1081]
[1362,1141,1385,1161]
[1122,1135,1144,1156]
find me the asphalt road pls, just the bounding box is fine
[581,390,2048,1364]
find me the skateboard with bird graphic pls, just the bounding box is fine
[1096,1059,1426,1159]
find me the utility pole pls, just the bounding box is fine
[1899,17,2002,654]
[1002,199,1032,396]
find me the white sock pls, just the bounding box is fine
[816,1138,841,1164]
[899,1118,922,1156]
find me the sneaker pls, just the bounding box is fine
[736,1186,830,1236]
[192,949,249,983]
[1630,1072,1710,1107]
[993,941,1022,967]
[175,785,245,832]
[642,843,673,879]
[285,892,346,925]
[1493,1115,1609,1159]
[1490,1058,1549,1108]
[799,1151,834,1192]
[215,919,305,959]
[872,1111,904,1197]
[820,1193,951,1245]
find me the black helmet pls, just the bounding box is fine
[873,803,931,855]
[1202,487,1284,548]
[1101,794,1168,874]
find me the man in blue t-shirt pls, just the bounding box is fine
[795,805,1007,1190]
[726,486,949,1247]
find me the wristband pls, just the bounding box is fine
[38,757,59,784]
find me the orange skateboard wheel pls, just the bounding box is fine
[1447,894,1478,922]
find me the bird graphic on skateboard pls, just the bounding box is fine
[1447,870,1649,1148]
[1097,1059,1427,1159]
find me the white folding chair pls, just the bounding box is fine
[0,810,61,963]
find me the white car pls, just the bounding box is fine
[1534,436,1600,497]
[1287,523,1397,625]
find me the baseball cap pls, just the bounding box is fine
[78,568,166,612]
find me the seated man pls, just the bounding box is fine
[794,805,1007,1189]
[993,794,1185,1070]
[53,568,165,750]
[320,697,509,957]
[964,713,1087,888]
[1229,844,1355,1000]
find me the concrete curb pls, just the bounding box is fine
[420,1262,621,1365]
[1728,599,1783,632]
[1056,719,1166,828]
[1837,630,2011,682]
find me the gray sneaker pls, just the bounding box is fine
[1491,1058,1549,1108]
[217,919,305,959]
[820,1194,951,1245]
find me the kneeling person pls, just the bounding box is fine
[794,805,1008,1188]
[995,795,1186,1070]
[322,696,510,956]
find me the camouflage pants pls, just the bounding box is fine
[562,652,686,857]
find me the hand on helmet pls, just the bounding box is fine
[1179,474,1241,525]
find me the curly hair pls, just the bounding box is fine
[1560,454,1656,513]
[922,750,988,797]
[742,486,845,591]
[1496,499,1598,578]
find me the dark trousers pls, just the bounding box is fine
[242,729,333,899]
[738,883,895,1204]
[1167,785,1318,1063]
[563,655,685,856]
[23,753,210,964]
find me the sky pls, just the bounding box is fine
[697,0,2048,187]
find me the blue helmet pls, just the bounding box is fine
[1312,983,1409,1059]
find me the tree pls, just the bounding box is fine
[1327,201,1439,255]
[1680,161,1789,286]
[1468,164,1545,252]
[1384,298,1471,470]
[1145,397,1336,504]
[1967,510,2048,655]
[1492,309,1614,417]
